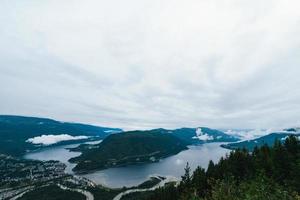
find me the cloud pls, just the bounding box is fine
[193,128,214,141]
[225,129,277,140]
[26,134,89,145]
[1,0,300,130]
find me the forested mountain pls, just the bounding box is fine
[69,130,188,172]
[69,127,238,172]
[121,127,238,145]
[222,132,300,151]
[126,135,300,200]
[0,115,122,156]
[0,115,237,157]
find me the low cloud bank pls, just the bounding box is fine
[225,128,300,141]
[26,134,89,145]
[193,128,214,141]
[225,129,269,140]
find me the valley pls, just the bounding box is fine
[1,115,300,199]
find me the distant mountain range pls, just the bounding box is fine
[221,131,300,151]
[0,115,241,171]
[0,115,122,156]
[169,127,239,144]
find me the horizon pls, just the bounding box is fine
[0,114,296,133]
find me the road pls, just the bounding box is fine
[8,187,34,200]
[58,184,94,200]
[113,176,179,200]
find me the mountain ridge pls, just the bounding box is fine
[221,131,300,151]
[0,115,122,156]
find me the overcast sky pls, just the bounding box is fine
[1,0,300,130]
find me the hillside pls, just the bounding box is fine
[69,130,188,172]
[115,127,239,145]
[0,115,122,156]
[221,132,300,151]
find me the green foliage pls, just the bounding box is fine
[144,183,181,200]
[209,177,241,200]
[179,162,193,200]
[18,185,86,200]
[121,191,155,200]
[136,177,162,189]
[182,162,191,186]
[192,166,208,197]
[209,175,297,200]
[144,135,300,200]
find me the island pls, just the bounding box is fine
[69,130,188,172]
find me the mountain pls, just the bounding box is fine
[221,131,300,151]
[69,127,238,172]
[0,115,122,156]
[69,129,188,172]
[169,127,239,144]
[284,127,300,132]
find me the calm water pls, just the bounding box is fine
[24,142,230,188]
[24,143,81,174]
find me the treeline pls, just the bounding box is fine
[143,135,300,200]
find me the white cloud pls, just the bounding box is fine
[225,129,271,140]
[225,128,300,140]
[26,134,89,145]
[193,128,214,141]
[193,134,214,141]
[1,0,300,130]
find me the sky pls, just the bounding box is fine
[1,0,300,130]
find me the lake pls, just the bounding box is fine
[24,142,230,188]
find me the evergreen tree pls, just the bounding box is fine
[181,162,191,186]
[179,162,192,200]
[272,139,290,183]
[206,160,215,178]
[285,136,299,155]
[192,166,208,197]
[253,144,273,177]
[144,135,300,200]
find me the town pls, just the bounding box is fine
[0,154,95,200]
